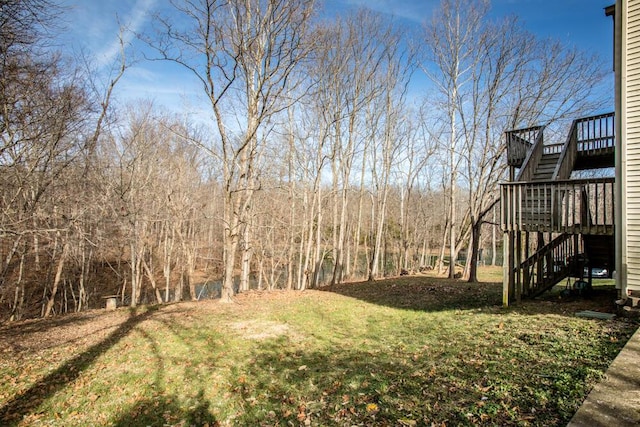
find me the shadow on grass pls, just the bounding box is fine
[0,310,108,335]
[105,310,220,426]
[0,306,159,425]
[111,390,217,427]
[324,276,623,317]
[227,334,618,426]
[323,275,502,312]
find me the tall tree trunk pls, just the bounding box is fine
[130,240,138,308]
[468,220,483,282]
[10,253,25,321]
[239,219,252,292]
[285,107,295,290]
[352,152,367,279]
[332,186,348,285]
[163,224,174,303]
[437,219,449,275]
[312,184,324,288]
[44,242,69,317]
[448,155,457,278]
[142,256,163,304]
[369,191,389,281]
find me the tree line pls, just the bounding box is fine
[0,0,606,319]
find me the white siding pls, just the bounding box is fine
[626,0,640,292]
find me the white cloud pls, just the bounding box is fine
[96,0,158,67]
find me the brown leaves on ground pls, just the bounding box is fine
[0,276,619,357]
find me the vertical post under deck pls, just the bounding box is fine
[524,232,530,295]
[537,232,545,292]
[516,232,522,302]
[503,231,514,306]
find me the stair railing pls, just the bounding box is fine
[515,125,546,182]
[518,233,580,297]
[507,126,542,167]
[552,119,579,180]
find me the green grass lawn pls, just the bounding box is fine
[0,272,636,426]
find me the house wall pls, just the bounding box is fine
[620,0,640,295]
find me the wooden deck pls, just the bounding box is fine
[501,178,615,234]
[501,113,616,304]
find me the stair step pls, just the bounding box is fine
[531,152,561,182]
[537,165,557,171]
[539,158,559,164]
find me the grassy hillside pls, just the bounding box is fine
[0,271,636,426]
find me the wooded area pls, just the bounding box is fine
[0,0,607,320]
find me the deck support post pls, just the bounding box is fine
[503,231,515,306]
[516,232,522,302]
[537,232,545,289]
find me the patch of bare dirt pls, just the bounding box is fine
[230,320,294,340]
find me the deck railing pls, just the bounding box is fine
[506,112,615,180]
[501,177,615,234]
[576,112,615,154]
[506,126,543,167]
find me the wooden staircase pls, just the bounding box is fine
[518,233,579,298]
[533,152,561,180]
[502,112,616,302]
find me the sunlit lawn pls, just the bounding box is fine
[0,270,636,426]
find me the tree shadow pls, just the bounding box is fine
[324,276,624,318]
[227,334,620,426]
[0,310,119,354]
[109,311,219,426]
[0,306,159,425]
[323,276,502,312]
[0,310,107,335]
[111,389,218,427]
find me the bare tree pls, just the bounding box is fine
[0,33,92,318]
[422,0,488,279]
[396,114,437,272]
[146,0,315,302]
[0,0,146,320]
[422,0,607,281]
[308,10,402,285]
[367,32,414,281]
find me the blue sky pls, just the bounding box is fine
[56,0,615,114]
